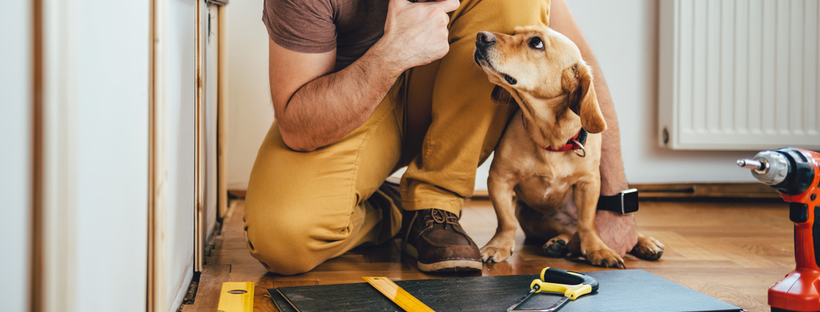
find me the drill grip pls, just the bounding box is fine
[778,148,820,270]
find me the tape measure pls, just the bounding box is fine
[363,277,435,312]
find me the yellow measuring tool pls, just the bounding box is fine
[216,282,254,312]
[363,277,435,312]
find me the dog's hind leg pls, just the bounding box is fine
[516,199,576,258]
[630,232,664,260]
[542,233,574,258]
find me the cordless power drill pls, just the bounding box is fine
[738,147,820,312]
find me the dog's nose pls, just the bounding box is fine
[476,31,496,47]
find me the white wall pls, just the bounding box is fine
[205,3,220,241]
[0,0,32,310]
[224,0,274,190]
[73,1,150,309]
[165,0,197,309]
[226,0,758,191]
[18,1,207,310]
[40,0,150,310]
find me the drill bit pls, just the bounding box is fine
[737,158,766,171]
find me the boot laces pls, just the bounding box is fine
[427,209,459,229]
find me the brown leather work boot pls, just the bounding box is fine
[402,208,483,273]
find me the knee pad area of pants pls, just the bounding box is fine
[246,225,322,275]
[245,209,352,275]
[455,0,550,35]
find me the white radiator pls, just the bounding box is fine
[658,0,820,150]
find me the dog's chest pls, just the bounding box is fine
[492,111,601,208]
[513,165,576,208]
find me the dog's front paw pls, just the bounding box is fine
[480,246,512,263]
[542,238,568,258]
[585,247,626,269]
[631,235,664,261]
[480,239,515,263]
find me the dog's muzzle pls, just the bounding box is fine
[474,31,495,65]
[474,31,517,85]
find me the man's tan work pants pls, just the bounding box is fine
[244,0,552,275]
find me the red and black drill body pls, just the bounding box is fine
[739,147,820,312]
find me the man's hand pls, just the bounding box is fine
[567,210,638,257]
[376,0,460,71]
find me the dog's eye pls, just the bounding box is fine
[529,37,544,50]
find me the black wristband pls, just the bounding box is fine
[596,188,639,214]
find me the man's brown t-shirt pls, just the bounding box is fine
[263,0,389,71]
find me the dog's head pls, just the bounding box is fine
[474,25,606,134]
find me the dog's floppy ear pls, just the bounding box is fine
[562,62,607,133]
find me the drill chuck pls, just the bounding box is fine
[737,150,789,186]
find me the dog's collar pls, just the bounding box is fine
[522,114,588,157]
[546,128,588,152]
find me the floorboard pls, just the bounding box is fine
[182,198,792,312]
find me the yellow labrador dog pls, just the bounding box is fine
[473,25,663,268]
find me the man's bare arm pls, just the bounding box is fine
[269,40,399,151]
[550,0,638,258]
[270,0,460,152]
[549,0,627,196]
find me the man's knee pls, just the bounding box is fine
[243,189,361,275]
[451,0,550,37]
[245,211,332,275]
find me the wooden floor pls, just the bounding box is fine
[182,198,794,312]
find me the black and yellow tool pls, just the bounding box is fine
[507,267,599,312]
